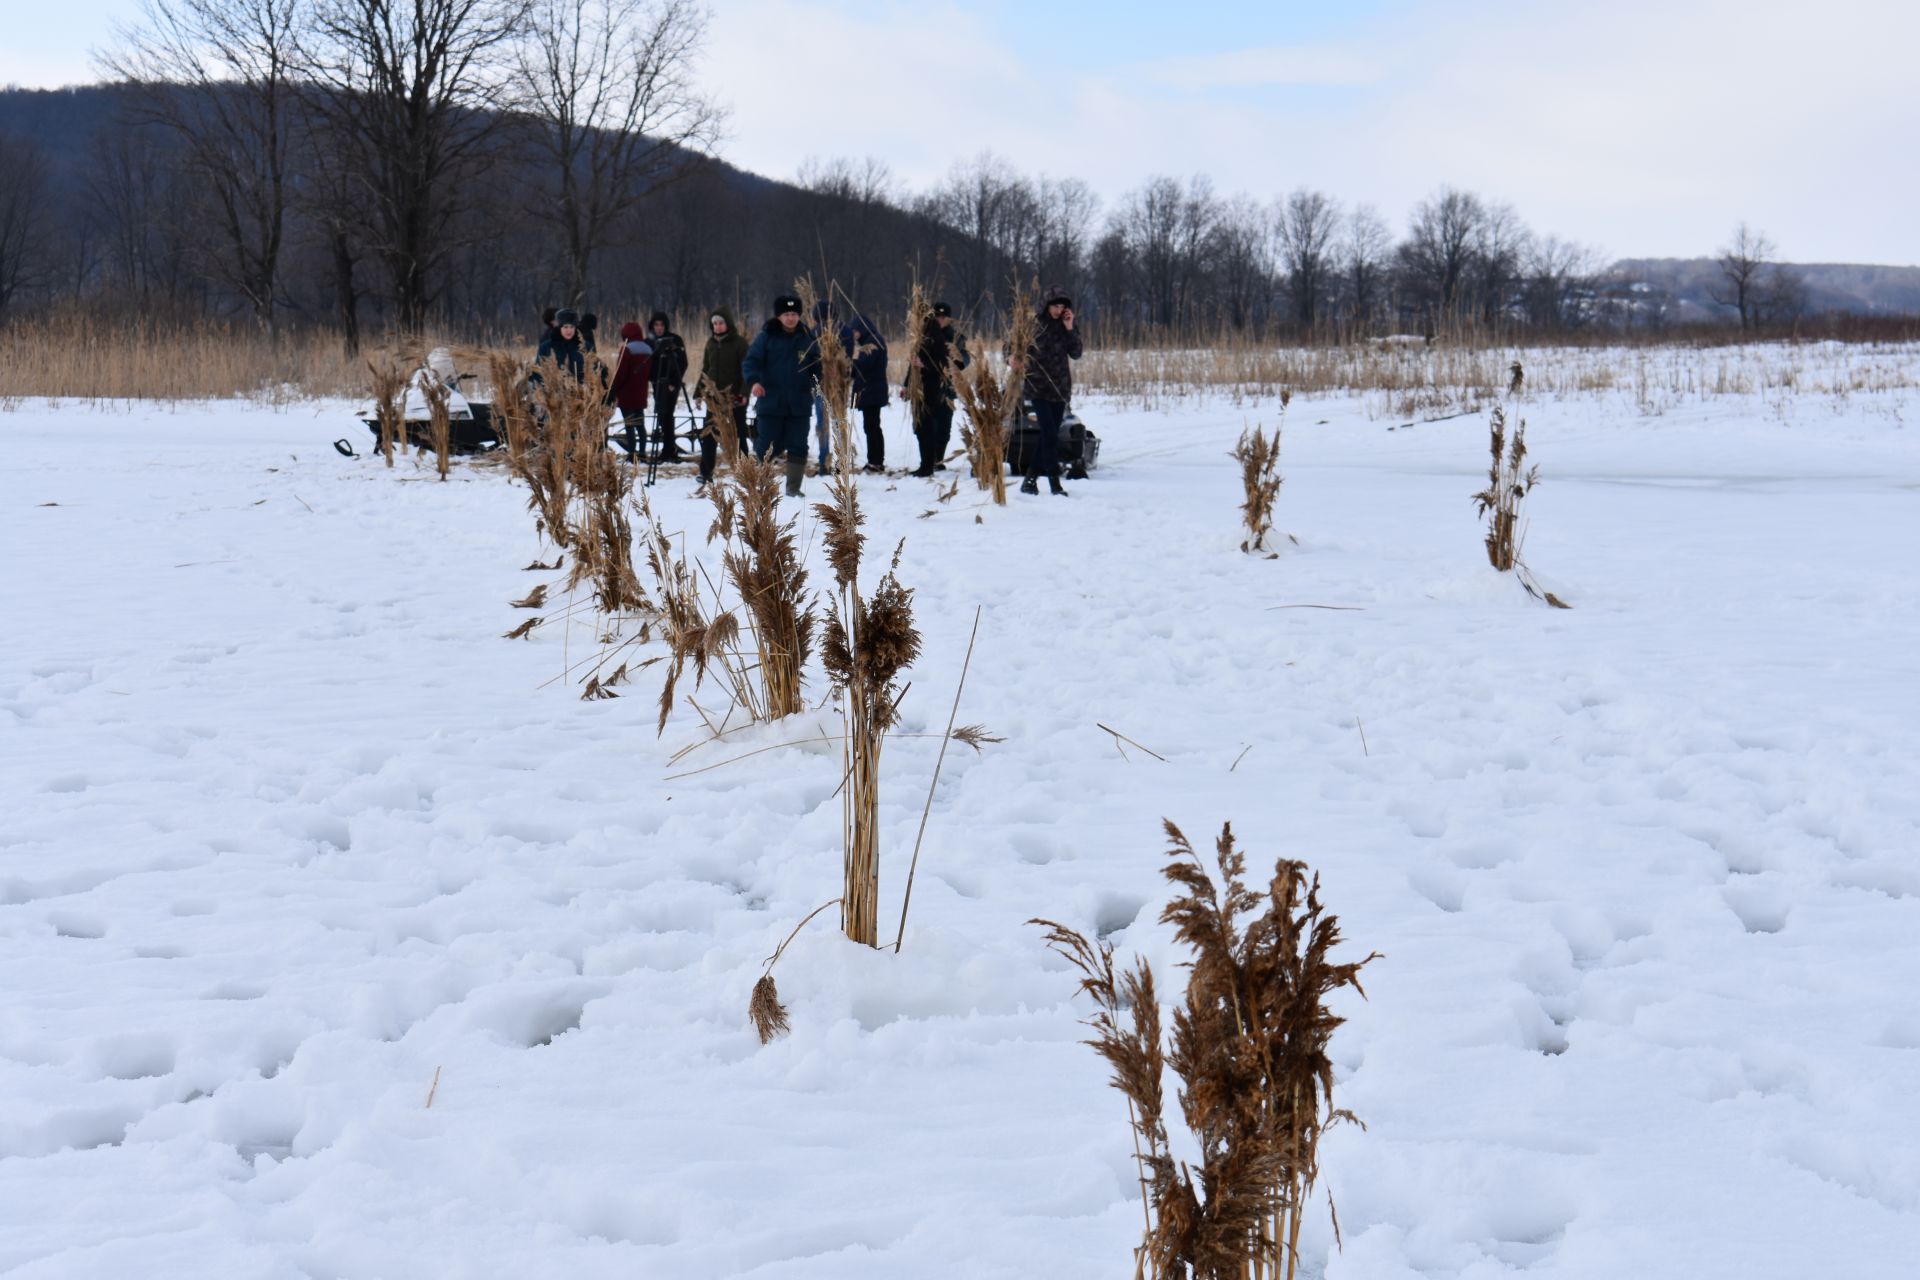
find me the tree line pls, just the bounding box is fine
[0,0,1822,347]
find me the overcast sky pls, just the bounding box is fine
[7,0,1915,265]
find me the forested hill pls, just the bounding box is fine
[3,83,1914,338]
[0,83,979,336]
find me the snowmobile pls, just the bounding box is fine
[342,348,499,456]
[1003,398,1100,479]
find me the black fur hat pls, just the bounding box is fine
[932,301,953,318]
[554,308,580,327]
[772,294,803,316]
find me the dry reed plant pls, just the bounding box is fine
[636,491,751,732]
[365,355,410,467]
[1471,364,1569,608]
[1473,364,1534,572]
[1233,389,1290,554]
[705,451,814,719]
[420,371,453,480]
[1035,820,1378,1280]
[900,281,934,422]
[951,280,1031,505]
[695,372,745,474]
[805,276,924,945]
[629,456,814,734]
[557,364,646,616]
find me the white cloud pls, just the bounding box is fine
[697,0,1920,264]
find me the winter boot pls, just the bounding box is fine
[1049,475,1068,496]
[785,454,806,498]
[1019,473,1039,496]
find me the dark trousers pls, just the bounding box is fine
[655,385,681,457]
[755,413,810,460]
[861,405,885,468]
[618,408,647,458]
[699,402,749,482]
[915,400,954,473]
[1028,398,1065,478]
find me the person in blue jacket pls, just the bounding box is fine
[742,294,822,497]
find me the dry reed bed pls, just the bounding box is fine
[5,314,1917,418]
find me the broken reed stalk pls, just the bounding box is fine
[748,895,844,1044]
[805,277,923,946]
[1035,820,1379,1280]
[1233,388,1290,552]
[365,354,410,468]
[892,605,983,954]
[420,370,453,480]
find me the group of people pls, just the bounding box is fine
[531,285,1083,500]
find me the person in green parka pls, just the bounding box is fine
[696,306,752,490]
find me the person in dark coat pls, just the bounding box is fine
[909,301,970,477]
[579,312,600,354]
[537,308,587,381]
[840,313,890,472]
[1014,286,1083,495]
[742,294,822,497]
[647,311,688,461]
[605,321,654,459]
[696,306,751,488]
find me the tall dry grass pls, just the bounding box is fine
[1036,820,1378,1280]
[5,312,1918,421]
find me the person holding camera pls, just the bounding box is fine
[1014,286,1083,495]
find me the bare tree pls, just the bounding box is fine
[1275,187,1339,328]
[1210,194,1272,331]
[301,0,530,333]
[513,0,723,305]
[101,0,303,331]
[1712,222,1776,330]
[1520,235,1600,330]
[923,153,1035,308]
[1034,175,1098,292]
[1114,175,1218,328]
[1470,200,1530,326]
[1399,186,1487,323]
[0,134,52,317]
[1341,202,1391,332]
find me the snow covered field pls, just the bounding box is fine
[6,349,1920,1278]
